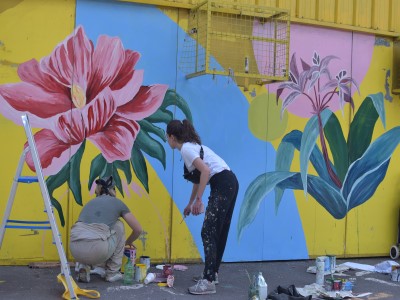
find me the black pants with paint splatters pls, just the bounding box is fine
[201,170,239,282]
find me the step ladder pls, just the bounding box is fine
[0,114,77,299]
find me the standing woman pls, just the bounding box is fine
[166,119,239,295]
[70,176,142,283]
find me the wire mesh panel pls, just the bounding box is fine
[180,0,290,86]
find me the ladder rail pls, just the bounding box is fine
[0,115,77,299]
[0,148,30,247]
[20,114,77,299]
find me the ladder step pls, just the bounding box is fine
[5,225,51,230]
[7,219,50,224]
[17,176,38,183]
[5,219,51,230]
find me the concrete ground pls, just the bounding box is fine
[0,257,399,299]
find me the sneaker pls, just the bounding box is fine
[77,264,90,283]
[193,272,219,285]
[106,272,123,282]
[91,267,106,278]
[188,279,216,295]
[74,262,80,273]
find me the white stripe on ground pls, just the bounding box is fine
[364,278,400,287]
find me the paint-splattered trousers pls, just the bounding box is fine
[202,169,239,282]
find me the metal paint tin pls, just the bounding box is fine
[324,278,333,291]
[316,257,325,285]
[333,279,341,291]
[139,256,151,270]
[134,263,147,282]
[391,265,400,282]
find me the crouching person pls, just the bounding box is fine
[70,176,142,283]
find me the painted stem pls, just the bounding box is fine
[317,112,342,188]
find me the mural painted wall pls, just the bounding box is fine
[0,0,399,265]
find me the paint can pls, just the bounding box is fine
[139,256,151,270]
[333,279,341,291]
[134,263,147,282]
[324,278,333,291]
[327,255,336,272]
[121,248,136,273]
[315,257,325,285]
[391,265,400,282]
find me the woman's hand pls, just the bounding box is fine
[192,198,204,216]
[183,204,192,217]
[125,243,136,249]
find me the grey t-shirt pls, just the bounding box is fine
[78,195,130,227]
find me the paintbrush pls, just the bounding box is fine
[180,215,186,224]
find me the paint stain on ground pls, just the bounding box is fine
[160,287,185,296]
[106,283,144,292]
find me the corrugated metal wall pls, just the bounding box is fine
[121,0,400,37]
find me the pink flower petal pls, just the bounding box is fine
[116,84,168,120]
[88,35,125,101]
[18,59,69,95]
[0,82,72,119]
[110,49,141,90]
[83,88,117,135]
[40,26,93,91]
[52,88,117,143]
[112,69,143,107]
[88,115,140,162]
[25,129,81,176]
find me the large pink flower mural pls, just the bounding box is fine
[0,26,195,226]
[0,26,168,176]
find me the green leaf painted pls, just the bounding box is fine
[274,137,296,212]
[135,130,166,169]
[131,144,149,192]
[274,130,336,212]
[146,89,192,124]
[45,142,86,224]
[67,141,85,205]
[161,89,193,123]
[343,126,400,206]
[145,109,174,124]
[237,171,345,241]
[324,113,348,181]
[348,93,385,164]
[114,160,132,184]
[138,119,166,142]
[111,166,124,196]
[88,154,107,190]
[50,196,65,227]
[300,109,332,195]
[281,130,333,184]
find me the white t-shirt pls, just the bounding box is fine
[180,142,230,179]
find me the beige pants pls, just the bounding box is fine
[70,220,125,277]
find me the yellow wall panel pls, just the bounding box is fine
[0,0,75,264]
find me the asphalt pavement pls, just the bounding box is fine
[0,257,399,299]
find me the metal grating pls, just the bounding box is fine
[179,0,290,86]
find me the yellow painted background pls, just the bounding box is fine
[1,0,400,264]
[0,0,200,265]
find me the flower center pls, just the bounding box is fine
[71,84,86,109]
